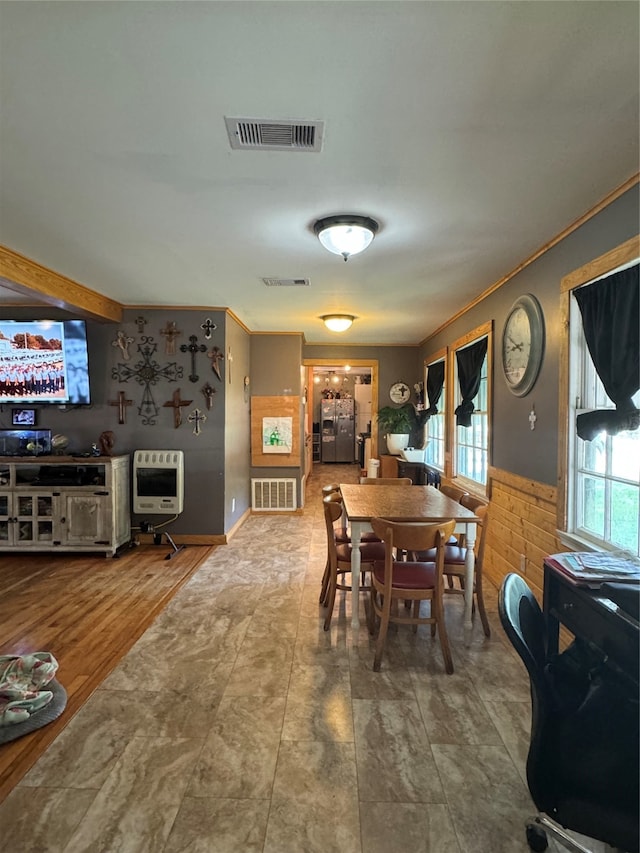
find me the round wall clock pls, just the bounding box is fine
[389,381,411,404]
[501,293,545,397]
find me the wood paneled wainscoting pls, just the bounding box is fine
[484,466,563,601]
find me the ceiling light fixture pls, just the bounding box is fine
[313,215,379,261]
[321,314,355,333]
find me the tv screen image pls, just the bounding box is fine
[0,320,91,405]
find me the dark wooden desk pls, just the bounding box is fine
[543,560,639,686]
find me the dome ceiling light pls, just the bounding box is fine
[321,314,355,333]
[313,215,379,261]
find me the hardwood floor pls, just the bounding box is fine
[0,543,212,803]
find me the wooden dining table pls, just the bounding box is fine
[339,483,481,637]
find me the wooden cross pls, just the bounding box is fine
[188,407,207,436]
[180,334,207,382]
[112,330,134,361]
[163,388,193,428]
[200,317,216,339]
[108,390,133,424]
[207,346,224,381]
[160,321,181,355]
[135,315,147,334]
[201,382,216,410]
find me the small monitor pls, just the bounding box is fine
[133,450,184,514]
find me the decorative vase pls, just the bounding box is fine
[385,433,410,455]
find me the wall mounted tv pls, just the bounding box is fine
[0,320,91,405]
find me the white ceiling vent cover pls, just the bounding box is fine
[262,277,310,287]
[225,118,323,152]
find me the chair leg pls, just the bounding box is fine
[373,599,391,671]
[323,569,337,631]
[412,599,420,631]
[475,574,491,637]
[367,588,377,635]
[435,595,454,674]
[319,558,330,605]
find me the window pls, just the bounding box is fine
[567,264,640,556]
[454,340,489,485]
[424,355,445,469]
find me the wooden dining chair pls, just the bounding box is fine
[416,495,491,637]
[359,477,413,485]
[439,483,469,503]
[368,517,457,673]
[321,494,385,629]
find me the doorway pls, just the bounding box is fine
[303,358,379,469]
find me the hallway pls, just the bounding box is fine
[0,464,604,852]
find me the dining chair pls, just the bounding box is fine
[416,495,491,637]
[322,494,385,630]
[439,483,469,503]
[359,477,413,485]
[368,517,457,673]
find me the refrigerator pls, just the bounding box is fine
[321,399,355,462]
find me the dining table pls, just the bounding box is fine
[339,483,481,637]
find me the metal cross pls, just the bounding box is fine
[529,406,537,431]
[180,335,207,383]
[201,382,216,409]
[200,317,217,339]
[108,390,133,424]
[187,407,207,436]
[163,388,193,428]
[135,316,148,334]
[207,346,224,382]
[160,321,181,355]
[112,330,134,361]
[112,336,183,425]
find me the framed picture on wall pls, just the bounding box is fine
[12,408,37,426]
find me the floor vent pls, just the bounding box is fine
[262,277,310,287]
[225,117,323,152]
[251,478,297,511]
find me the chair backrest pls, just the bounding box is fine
[439,483,469,503]
[360,477,413,485]
[460,493,487,512]
[323,490,347,535]
[322,483,341,496]
[371,517,456,592]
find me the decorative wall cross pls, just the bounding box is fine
[187,407,206,436]
[207,346,224,382]
[529,406,537,431]
[201,382,216,409]
[108,390,133,424]
[112,336,183,425]
[180,335,207,382]
[200,317,216,339]
[135,316,148,334]
[160,321,181,355]
[112,330,134,361]
[163,388,193,428]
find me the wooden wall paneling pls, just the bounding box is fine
[250,396,301,467]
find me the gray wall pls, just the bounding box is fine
[419,186,640,486]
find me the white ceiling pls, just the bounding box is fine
[0,1,638,344]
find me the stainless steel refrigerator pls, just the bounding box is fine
[321,399,355,462]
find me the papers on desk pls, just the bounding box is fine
[547,551,640,586]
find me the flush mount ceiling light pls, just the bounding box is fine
[313,215,379,261]
[321,314,355,333]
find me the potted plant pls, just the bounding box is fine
[376,405,413,455]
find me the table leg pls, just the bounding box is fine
[350,520,362,630]
[463,521,477,639]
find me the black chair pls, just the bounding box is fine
[498,573,639,853]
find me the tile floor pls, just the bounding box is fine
[0,464,607,852]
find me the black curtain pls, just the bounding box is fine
[425,361,445,416]
[573,264,639,441]
[455,337,487,427]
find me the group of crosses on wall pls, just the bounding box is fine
[110,316,224,433]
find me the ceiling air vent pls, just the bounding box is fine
[262,277,310,287]
[225,118,323,152]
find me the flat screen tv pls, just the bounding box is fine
[0,319,91,405]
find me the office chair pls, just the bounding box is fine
[499,573,639,853]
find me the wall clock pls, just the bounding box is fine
[389,381,411,404]
[501,294,545,397]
